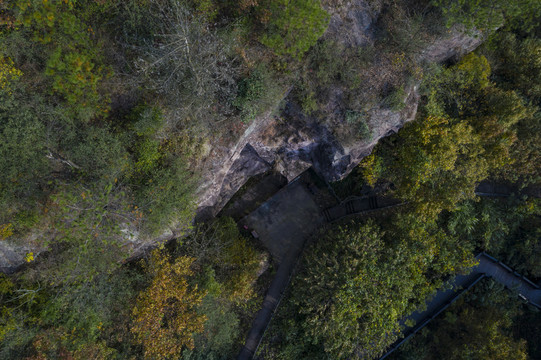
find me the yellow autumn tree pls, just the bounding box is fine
[368,53,531,220]
[131,250,207,359]
[0,223,13,240]
[0,56,22,94]
[384,115,487,219]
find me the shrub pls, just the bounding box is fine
[133,138,161,174]
[0,57,22,94]
[345,110,371,140]
[0,223,13,240]
[382,85,407,111]
[360,153,383,187]
[295,40,367,116]
[299,87,318,115]
[128,104,163,137]
[233,65,281,123]
[134,157,196,236]
[12,210,40,234]
[257,0,330,60]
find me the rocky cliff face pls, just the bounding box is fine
[0,1,487,272]
[195,0,486,219]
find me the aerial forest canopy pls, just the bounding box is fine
[0,0,540,359]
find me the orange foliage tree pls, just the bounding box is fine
[131,249,207,359]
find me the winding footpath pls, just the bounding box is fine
[236,179,540,360]
[237,178,325,360]
[379,252,541,359]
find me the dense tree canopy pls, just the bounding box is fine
[391,279,530,360]
[432,0,541,31]
[0,0,540,359]
[263,217,475,359]
[365,53,533,219]
[131,250,207,359]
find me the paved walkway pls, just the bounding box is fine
[235,176,539,360]
[241,178,325,264]
[380,253,541,359]
[237,188,414,359]
[237,178,325,360]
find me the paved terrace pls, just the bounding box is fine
[237,177,325,360]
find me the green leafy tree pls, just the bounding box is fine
[61,124,129,182]
[392,279,528,360]
[12,0,111,120]
[233,65,284,123]
[382,115,487,218]
[176,217,265,359]
[181,290,241,360]
[444,197,541,278]
[279,218,474,359]
[424,53,491,117]
[432,0,541,32]
[486,32,541,102]
[121,104,197,236]
[36,181,133,286]
[0,86,49,214]
[370,53,531,219]
[500,112,541,186]
[257,0,329,59]
[483,32,541,186]
[182,217,263,303]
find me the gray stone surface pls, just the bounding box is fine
[0,241,29,273]
[323,0,378,47]
[193,2,485,220]
[419,25,486,63]
[241,178,325,264]
[237,178,325,360]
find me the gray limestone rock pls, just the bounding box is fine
[193,1,485,218]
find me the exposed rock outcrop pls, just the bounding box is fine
[419,26,485,63]
[0,1,488,272]
[0,237,35,274]
[195,0,485,219]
